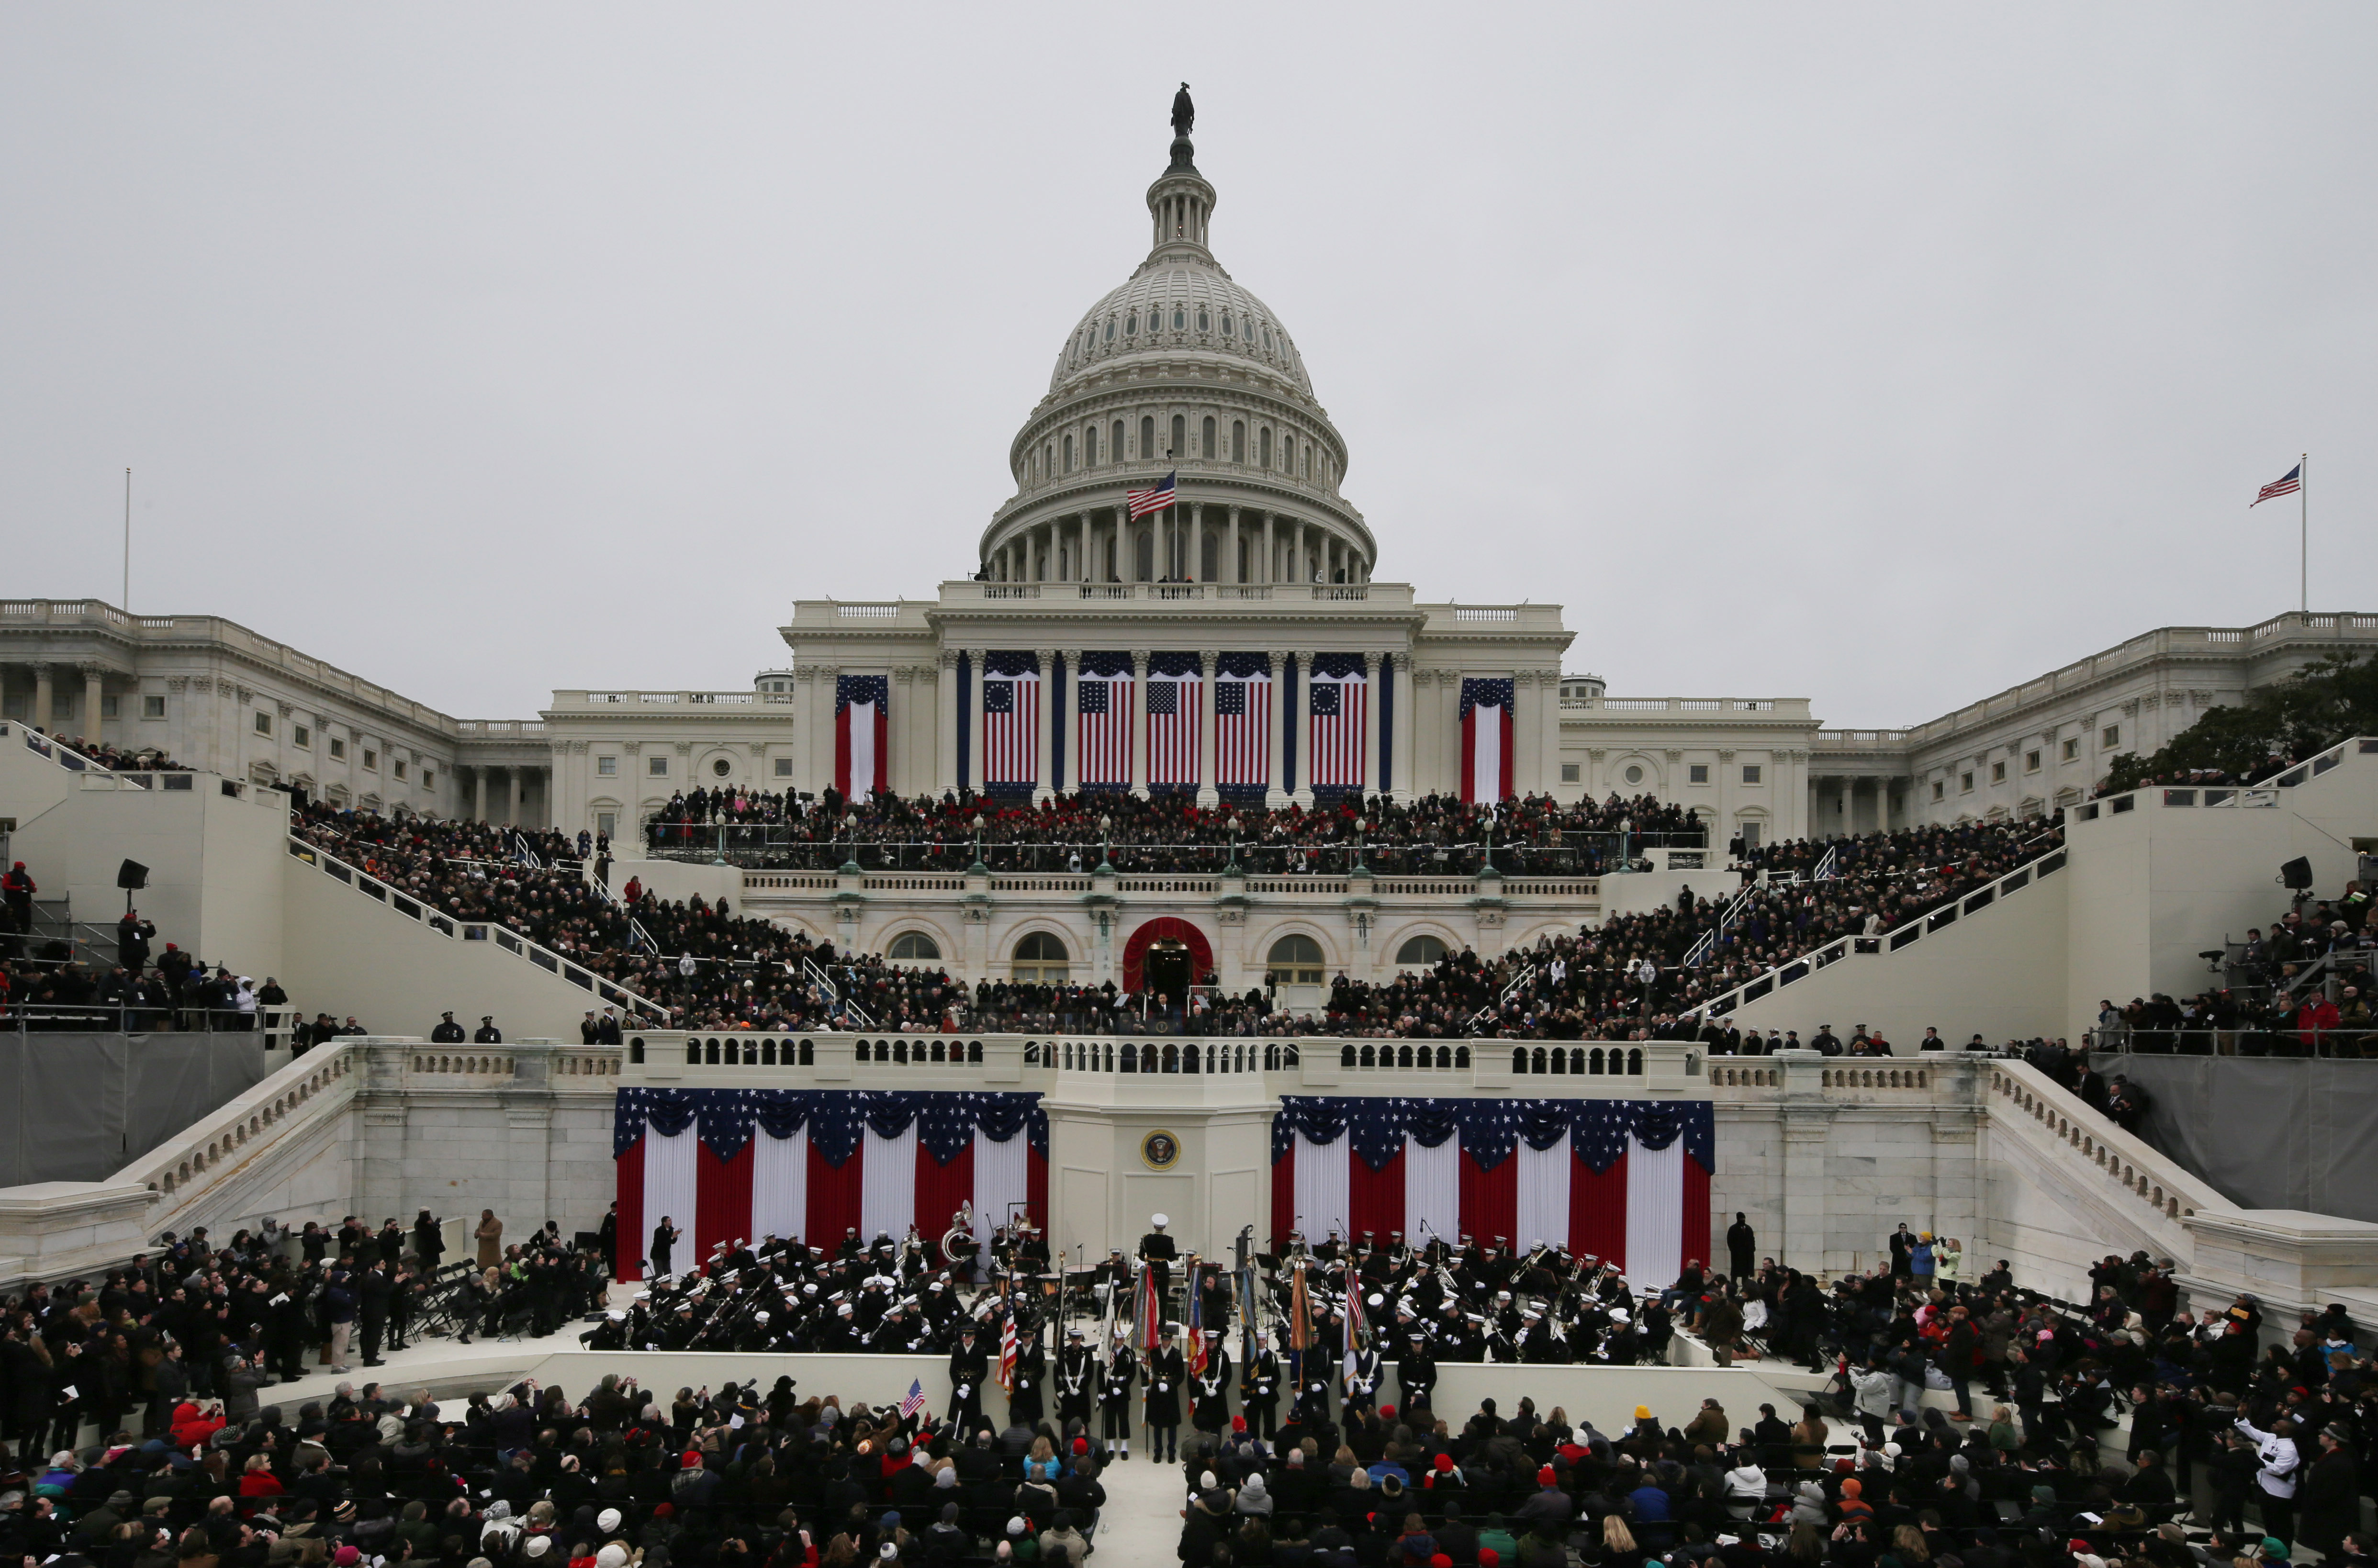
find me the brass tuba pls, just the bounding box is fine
[941,1202,977,1266]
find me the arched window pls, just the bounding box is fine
[1340,1044,1357,1067]
[968,1041,984,1063]
[1173,307,1186,330]
[1012,931,1069,983]
[1305,445,1313,479]
[1104,318,1115,342]
[1110,420,1124,463]
[1359,1044,1376,1067]
[1267,933,1324,985]
[1395,934,1449,967]
[1221,312,1234,336]
[798,1040,814,1065]
[761,1039,776,1065]
[1232,421,1246,462]
[1064,434,1075,472]
[1282,435,1294,473]
[1171,414,1187,457]
[1511,1047,1529,1074]
[1141,415,1156,459]
[1202,416,1216,459]
[1397,1045,1414,1069]
[1197,308,1210,332]
[1084,425,1098,464]
[1259,428,1273,469]
[629,1037,646,1064]
[1043,442,1054,479]
[1125,312,1138,336]
[1549,1048,1567,1075]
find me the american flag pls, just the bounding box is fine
[982,670,1040,788]
[1187,1267,1208,1378]
[1305,667,1368,791]
[2253,464,2302,506]
[1147,675,1200,788]
[900,1378,928,1418]
[1075,668,1133,787]
[1126,471,1177,519]
[1216,672,1271,791]
[998,1312,1019,1395]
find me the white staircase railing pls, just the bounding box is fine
[804,957,875,1030]
[1468,960,1539,1031]
[1682,881,1757,969]
[286,836,668,1019]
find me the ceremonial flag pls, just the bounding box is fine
[1273,1093,1713,1288]
[900,1378,928,1419]
[1187,1270,1209,1378]
[981,660,1041,790]
[834,675,889,800]
[1135,1260,1165,1354]
[998,1312,1019,1394]
[1288,1261,1314,1353]
[1074,658,1133,789]
[1126,471,1178,519]
[1215,660,1272,794]
[1147,656,1202,788]
[1459,677,1516,803]
[1306,658,1367,791]
[2253,464,2302,506]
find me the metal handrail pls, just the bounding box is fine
[803,957,875,1030]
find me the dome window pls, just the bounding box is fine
[1126,313,1138,336]
[1221,313,1234,336]
[1173,309,1186,329]
[1262,326,1275,351]
[1104,319,1115,343]
[1197,309,1209,332]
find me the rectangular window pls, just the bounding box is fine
[293,725,311,749]
[1739,820,1762,850]
[2062,737,2079,761]
[101,694,121,718]
[1689,764,1709,784]
[421,769,435,790]
[1961,771,1975,793]
[1559,763,1580,783]
[253,711,273,736]
[597,756,618,777]
[774,757,794,778]
[1991,760,2007,783]
[393,760,407,781]
[329,736,346,760]
[143,694,167,719]
[648,755,669,776]
[2101,725,2120,749]
[1932,780,1945,802]
[1741,764,1762,784]
[596,812,617,838]
[2025,750,2041,773]
[362,749,378,771]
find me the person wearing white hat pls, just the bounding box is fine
[1138,1213,1178,1310]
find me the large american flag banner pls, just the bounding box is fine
[1215,654,1272,797]
[1147,654,1202,790]
[1306,655,1368,792]
[1270,1095,1714,1288]
[1460,677,1516,803]
[834,675,889,800]
[1074,654,1133,789]
[981,654,1041,791]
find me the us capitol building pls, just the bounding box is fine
[7,108,2373,873]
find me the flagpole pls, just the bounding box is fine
[2300,451,2309,614]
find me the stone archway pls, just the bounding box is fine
[1122,916,1213,994]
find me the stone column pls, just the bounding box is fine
[1511,672,1538,796]
[1390,653,1416,804]
[1075,515,1089,583]
[80,665,105,735]
[508,767,525,826]
[1362,651,1382,799]
[969,651,987,793]
[1158,507,1173,582]
[1197,650,1220,807]
[934,652,958,794]
[33,666,54,731]
[472,766,488,822]
[1033,649,1055,803]
[1292,520,1306,585]
[1226,506,1241,585]
[1060,649,1081,793]
[1187,502,1202,582]
[1265,651,1289,808]
[1128,649,1151,799]
[1260,514,1274,585]
[1292,650,1315,807]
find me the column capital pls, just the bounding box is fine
[1390,650,1411,673]
[1200,650,1218,677]
[1362,650,1381,672]
[1060,647,1081,667]
[1268,650,1287,674]
[937,648,958,670]
[1129,648,1151,671]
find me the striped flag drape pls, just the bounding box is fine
[613,1087,1049,1280]
[1215,653,1272,795]
[1307,655,1368,792]
[1271,1096,1714,1287]
[1460,677,1516,803]
[982,655,1042,790]
[1075,654,1134,789]
[835,675,890,800]
[1147,653,1202,790]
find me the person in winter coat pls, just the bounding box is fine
[2299,1422,2360,1557]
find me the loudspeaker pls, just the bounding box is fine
[117,858,149,891]
[2280,856,2314,891]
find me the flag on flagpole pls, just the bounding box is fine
[998,1311,1019,1395]
[1288,1261,1313,1353]
[2253,465,2302,506]
[900,1378,928,1419]
[1187,1268,1209,1378]
[1126,471,1178,518]
[1135,1261,1165,1354]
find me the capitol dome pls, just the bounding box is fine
[982,115,1372,587]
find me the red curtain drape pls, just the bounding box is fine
[807,1144,864,1249]
[614,1137,645,1282]
[695,1141,753,1267]
[1458,1152,1516,1250]
[1570,1151,1628,1272]
[1349,1147,1405,1246]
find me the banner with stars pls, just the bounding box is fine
[1269,1095,1712,1289]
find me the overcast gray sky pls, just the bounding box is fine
[6,6,2372,729]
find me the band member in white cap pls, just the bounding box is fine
[1137,1212,1178,1307]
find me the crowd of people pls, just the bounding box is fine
[2089,882,2374,1059]
[0,869,280,1031]
[642,787,1706,877]
[22,729,189,773]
